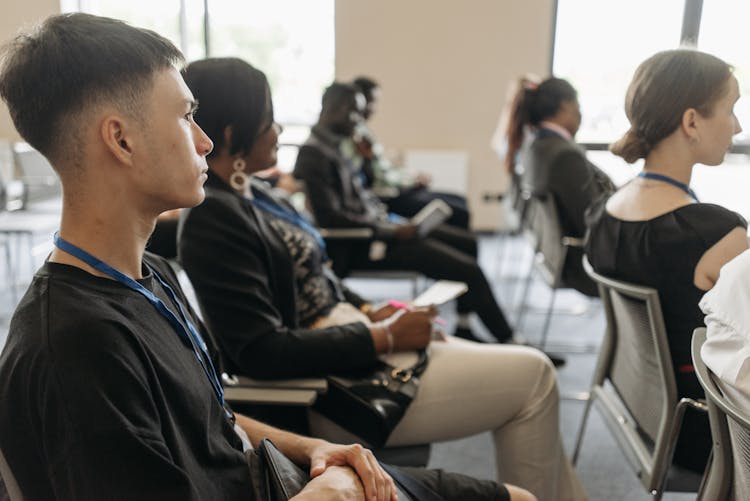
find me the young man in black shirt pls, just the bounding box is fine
[0,13,529,501]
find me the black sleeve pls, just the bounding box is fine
[679,204,748,249]
[293,144,394,236]
[548,150,615,237]
[44,319,200,500]
[179,197,377,379]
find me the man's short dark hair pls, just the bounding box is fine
[321,82,358,114]
[182,58,271,159]
[352,76,378,101]
[0,13,184,170]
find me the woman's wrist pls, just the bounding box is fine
[369,322,394,354]
[359,302,374,318]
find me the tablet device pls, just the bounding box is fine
[410,199,453,237]
[412,280,468,307]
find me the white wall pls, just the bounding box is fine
[0,0,60,142]
[335,0,555,230]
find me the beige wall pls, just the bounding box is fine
[336,0,554,230]
[0,0,60,142]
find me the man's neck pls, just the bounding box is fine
[50,200,156,279]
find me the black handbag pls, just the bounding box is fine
[314,350,429,447]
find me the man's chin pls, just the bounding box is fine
[183,189,206,208]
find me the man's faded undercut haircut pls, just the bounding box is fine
[0,13,184,172]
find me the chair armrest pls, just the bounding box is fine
[223,373,328,392]
[319,227,374,239]
[225,387,320,406]
[373,186,400,199]
[562,236,584,248]
[223,373,328,407]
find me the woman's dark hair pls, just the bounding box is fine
[611,49,732,163]
[504,77,577,172]
[0,13,183,169]
[182,57,272,158]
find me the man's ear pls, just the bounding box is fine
[100,114,136,166]
[681,108,700,143]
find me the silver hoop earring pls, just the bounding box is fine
[229,158,249,191]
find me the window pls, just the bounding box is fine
[552,0,684,144]
[696,0,750,145]
[72,0,184,55]
[553,0,750,149]
[68,0,334,135]
[209,0,334,127]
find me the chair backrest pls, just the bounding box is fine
[13,144,60,206]
[583,257,679,486]
[692,327,750,501]
[526,194,567,287]
[0,445,22,500]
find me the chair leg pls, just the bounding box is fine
[538,288,557,350]
[572,393,595,465]
[494,232,508,281]
[514,253,535,329]
[652,398,707,500]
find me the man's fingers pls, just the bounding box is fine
[346,444,378,501]
[364,449,389,501]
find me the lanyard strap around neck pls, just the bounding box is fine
[53,233,229,418]
[248,189,329,259]
[637,172,699,202]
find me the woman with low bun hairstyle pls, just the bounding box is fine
[585,48,748,473]
[504,76,614,296]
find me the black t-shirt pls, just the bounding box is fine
[0,254,253,500]
[586,201,747,385]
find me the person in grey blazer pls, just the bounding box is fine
[504,77,615,296]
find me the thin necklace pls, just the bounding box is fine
[637,171,699,202]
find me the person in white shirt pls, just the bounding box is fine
[700,248,750,411]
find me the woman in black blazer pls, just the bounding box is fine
[504,77,615,296]
[178,58,586,501]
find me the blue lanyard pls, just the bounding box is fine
[53,233,230,419]
[637,172,699,202]
[248,189,329,259]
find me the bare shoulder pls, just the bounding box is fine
[606,182,692,221]
[695,226,750,291]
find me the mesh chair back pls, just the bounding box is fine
[584,258,677,443]
[693,328,750,500]
[13,144,60,205]
[527,195,567,288]
[728,418,750,499]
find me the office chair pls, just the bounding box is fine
[574,258,706,500]
[514,192,591,351]
[692,327,750,501]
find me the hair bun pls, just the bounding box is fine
[610,128,650,163]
